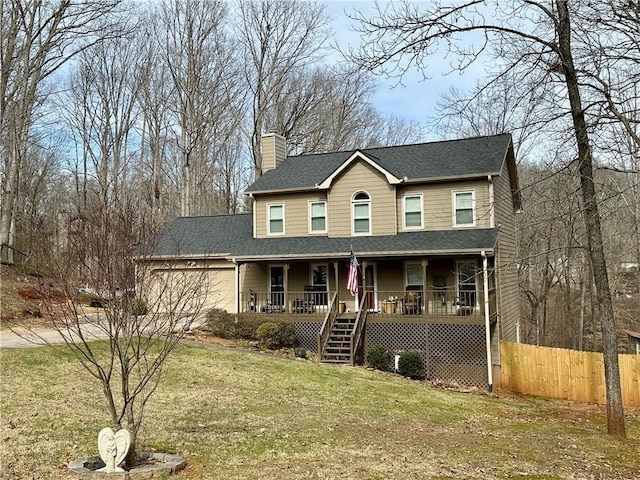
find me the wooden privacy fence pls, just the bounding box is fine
[500,341,640,407]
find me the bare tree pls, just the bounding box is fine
[63,31,143,208]
[235,0,331,175]
[282,66,424,154]
[433,75,545,162]
[33,197,209,469]
[0,0,127,261]
[135,17,176,224]
[348,0,631,437]
[157,0,242,217]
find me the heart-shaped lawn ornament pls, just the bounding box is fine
[97,427,131,472]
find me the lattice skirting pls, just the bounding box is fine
[295,321,488,388]
[294,322,321,351]
[365,322,488,388]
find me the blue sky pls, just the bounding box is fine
[324,1,488,131]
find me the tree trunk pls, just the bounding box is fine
[556,0,625,438]
[578,275,585,351]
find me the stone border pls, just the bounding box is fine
[68,452,185,479]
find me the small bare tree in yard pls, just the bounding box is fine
[35,197,209,468]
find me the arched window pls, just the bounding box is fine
[352,191,371,235]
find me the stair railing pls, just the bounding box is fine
[317,292,338,360]
[349,294,369,366]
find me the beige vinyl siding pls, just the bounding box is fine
[254,192,327,239]
[397,180,491,231]
[146,259,236,313]
[328,160,396,237]
[375,260,404,293]
[286,263,313,292]
[493,165,520,343]
[240,263,267,296]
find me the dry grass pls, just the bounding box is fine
[1,342,639,480]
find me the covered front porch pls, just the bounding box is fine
[237,256,496,323]
[235,254,497,389]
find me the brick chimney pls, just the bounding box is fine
[261,132,286,174]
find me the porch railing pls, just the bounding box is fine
[242,290,330,315]
[349,293,369,366]
[374,289,484,317]
[317,292,338,359]
[240,289,486,318]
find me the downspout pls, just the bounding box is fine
[482,251,493,392]
[250,194,256,239]
[488,175,495,228]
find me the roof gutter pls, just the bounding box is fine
[244,186,321,195]
[403,171,502,185]
[232,248,495,263]
[135,253,232,261]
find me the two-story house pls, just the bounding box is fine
[145,132,521,389]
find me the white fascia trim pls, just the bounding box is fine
[136,254,231,261]
[233,248,495,262]
[318,151,402,189]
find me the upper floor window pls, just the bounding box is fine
[268,203,284,235]
[352,191,371,235]
[453,191,475,226]
[403,194,423,229]
[309,201,327,234]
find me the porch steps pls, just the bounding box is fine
[321,315,356,364]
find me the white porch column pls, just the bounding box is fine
[359,260,367,311]
[234,260,239,314]
[333,261,339,303]
[421,259,428,316]
[284,263,289,313]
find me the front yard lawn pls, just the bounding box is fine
[1,342,638,479]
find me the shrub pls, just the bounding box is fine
[365,345,391,371]
[130,298,148,316]
[202,309,236,338]
[256,322,280,349]
[256,322,298,350]
[234,315,265,339]
[398,351,425,380]
[274,322,297,348]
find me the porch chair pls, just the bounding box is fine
[403,291,422,315]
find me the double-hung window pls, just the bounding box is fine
[403,194,423,229]
[268,203,284,235]
[309,201,327,234]
[453,191,475,226]
[352,192,371,235]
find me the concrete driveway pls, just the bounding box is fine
[0,313,208,349]
[0,315,109,349]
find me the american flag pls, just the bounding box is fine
[346,247,359,296]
